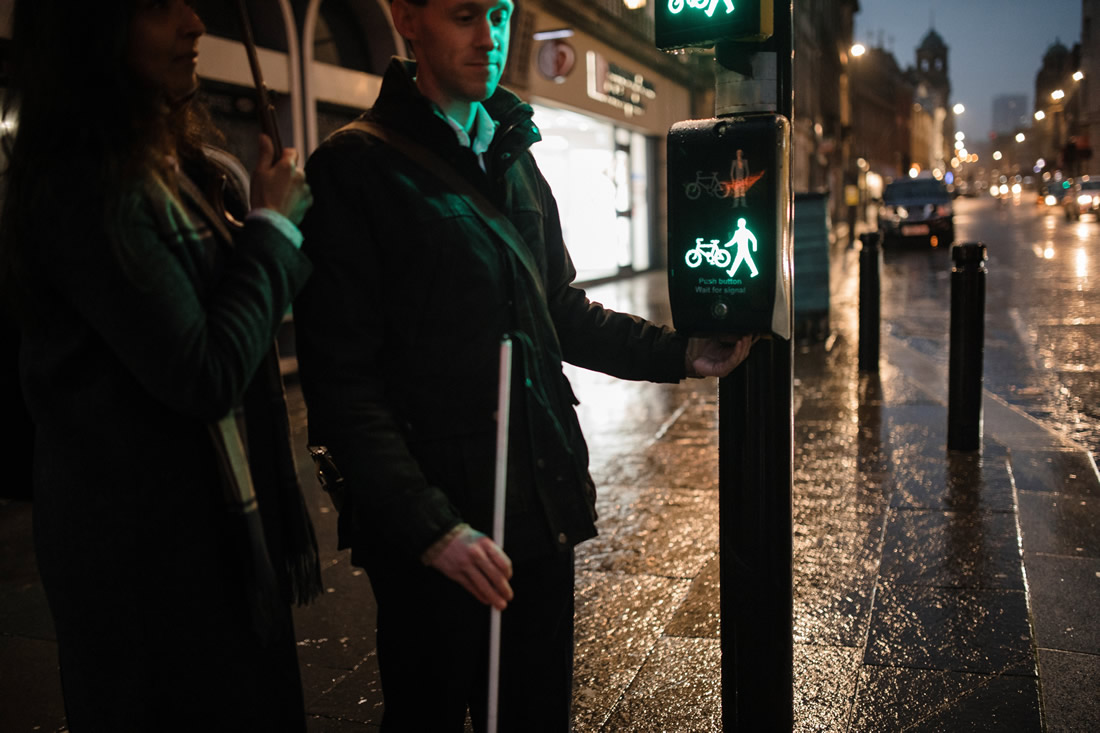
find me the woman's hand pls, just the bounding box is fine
[250,134,313,225]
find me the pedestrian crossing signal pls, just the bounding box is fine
[667,115,791,338]
[655,0,773,51]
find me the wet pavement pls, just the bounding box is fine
[2,215,1098,731]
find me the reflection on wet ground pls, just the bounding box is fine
[564,259,1048,731]
[2,207,1096,731]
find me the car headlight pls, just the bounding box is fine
[1078,194,1093,205]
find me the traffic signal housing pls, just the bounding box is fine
[667,114,791,338]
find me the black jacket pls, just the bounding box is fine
[296,58,687,564]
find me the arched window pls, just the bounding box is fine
[314,0,397,76]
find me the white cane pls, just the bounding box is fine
[487,336,512,733]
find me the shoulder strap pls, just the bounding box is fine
[338,119,548,302]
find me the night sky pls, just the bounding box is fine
[853,0,1082,143]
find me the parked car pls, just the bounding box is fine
[1039,182,1069,208]
[878,178,955,247]
[1064,177,1100,220]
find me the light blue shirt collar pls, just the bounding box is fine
[434,102,498,160]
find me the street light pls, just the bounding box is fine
[1074,70,1084,82]
[1016,132,1026,142]
[851,43,866,58]
[1052,89,1066,101]
[953,103,965,115]
[1035,110,1046,121]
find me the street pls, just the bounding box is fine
[881,194,1100,457]
[2,193,1097,731]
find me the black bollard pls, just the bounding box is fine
[858,232,882,373]
[947,242,988,452]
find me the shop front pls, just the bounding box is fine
[519,11,693,282]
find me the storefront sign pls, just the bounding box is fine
[586,51,656,118]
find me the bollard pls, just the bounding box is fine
[947,242,987,452]
[858,232,882,373]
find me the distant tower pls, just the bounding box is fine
[916,28,951,109]
[914,29,952,174]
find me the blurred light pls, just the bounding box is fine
[1012,183,1023,195]
[1037,158,1046,169]
[1046,195,1057,206]
[1076,248,1088,278]
[951,157,961,168]
[970,154,979,163]
[1016,133,1026,142]
[959,148,968,158]
[955,140,965,150]
[851,43,866,57]
[955,131,966,141]
[622,0,646,9]
[857,157,868,170]
[953,103,965,115]
[945,171,955,184]
[999,184,1009,195]
[1052,89,1065,100]
[1073,70,1084,82]
[993,150,1003,161]
[1045,246,1055,259]
[933,168,944,180]
[908,166,920,178]
[1035,110,1046,121]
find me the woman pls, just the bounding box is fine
[0,1,321,729]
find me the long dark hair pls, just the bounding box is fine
[0,0,216,318]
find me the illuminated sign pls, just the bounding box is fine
[667,115,791,338]
[586,51,656,118]
[655,0,773,50]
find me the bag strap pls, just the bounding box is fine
[338,119,549,304]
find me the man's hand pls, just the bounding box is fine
[685,334,757,378]
[426,524,514,610]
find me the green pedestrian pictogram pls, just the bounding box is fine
[667,0,735,18]
[724,218,759,278]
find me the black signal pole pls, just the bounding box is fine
[717,0,795,729]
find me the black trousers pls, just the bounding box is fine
[365,549,575,732]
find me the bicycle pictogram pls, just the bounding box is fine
[684,238,732,269]
[684,171,731,200]
[667,0,734,17]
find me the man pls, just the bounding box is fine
[293,0,753,728]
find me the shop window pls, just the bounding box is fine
[530,104,653,282]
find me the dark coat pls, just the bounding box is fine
[18,161,313,730]
[295,58,687,565]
